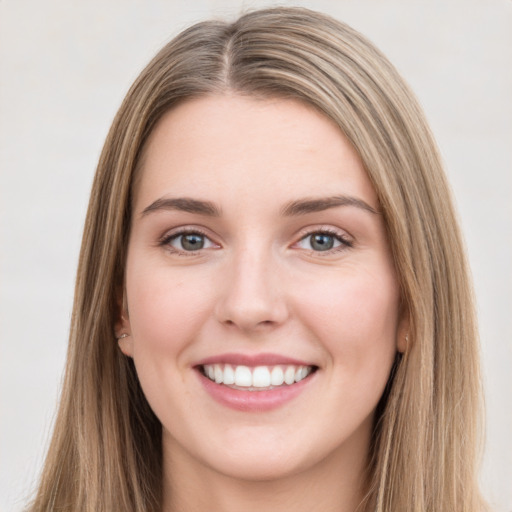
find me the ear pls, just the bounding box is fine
[115,291,134,357]
[396,304,410,354]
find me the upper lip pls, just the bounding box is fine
[194,352,316,367]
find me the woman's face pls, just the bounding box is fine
[119,94,406,482]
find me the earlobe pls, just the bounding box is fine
[115,293,133,357]
[396,315,410,354]
[117,332,134,357]
[397,332,408,353]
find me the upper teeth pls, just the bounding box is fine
[203,364,313,388]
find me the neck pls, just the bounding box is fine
[161,435,369,512]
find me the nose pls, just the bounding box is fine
[214,248,289,332]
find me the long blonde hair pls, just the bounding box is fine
[29,7,485,512]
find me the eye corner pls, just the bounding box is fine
[292,227,354,255]
[159,227,221,256]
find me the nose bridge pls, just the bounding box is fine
[215,240,287,330]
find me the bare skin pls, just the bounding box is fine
[118,94,407,512]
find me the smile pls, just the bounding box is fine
[201,364,315,390]
[195,355,319,411]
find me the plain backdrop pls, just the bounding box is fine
[1,1,511,511]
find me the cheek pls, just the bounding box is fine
[297,266,400,370]
[123,262,215,422]
[125,262,214,356]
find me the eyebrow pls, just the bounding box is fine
[281,195,379,216]
[141,194,379,219]
[141,197,221,217]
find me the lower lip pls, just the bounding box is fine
[197,370,315,412]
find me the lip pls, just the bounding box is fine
[194,353,318,412]
[195,352,314,367]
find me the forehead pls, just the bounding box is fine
[133,94,378,213]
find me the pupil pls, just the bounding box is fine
[182,234,204,251]
[311,234,333,251]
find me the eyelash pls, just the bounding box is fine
[159,228,215,256]
[158,227,353,256]
[294,228,353,255]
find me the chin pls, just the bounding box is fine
[208,451,309,482]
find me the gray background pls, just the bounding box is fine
[1,1,511,511]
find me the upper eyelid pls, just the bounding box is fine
[291,226,354,252]
[159,230,220,256]
[293,224,353,241]
[159,226,215,243]
[157,224,353,248]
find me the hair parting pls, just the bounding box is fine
[28,7,486,512]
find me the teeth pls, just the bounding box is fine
[223,364,235,385]
[214,364,223,384]
[284,366,295,385]
[234,365,252,387]
[271,366,284,386]
[252,366,271,387]
[295,366,308,382]
[202,363,313,389]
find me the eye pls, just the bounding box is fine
[296,231,351,252]
[165,231,216,252]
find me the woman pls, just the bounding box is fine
[29,7,486,512]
